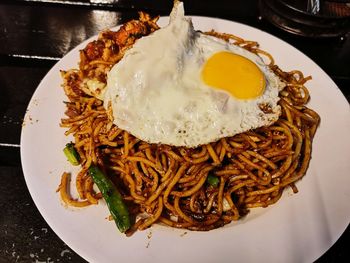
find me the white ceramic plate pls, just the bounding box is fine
[21,16,350,263]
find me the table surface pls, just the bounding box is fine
[0,0,349,262]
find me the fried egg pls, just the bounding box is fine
[103,1,285,147]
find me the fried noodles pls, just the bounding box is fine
[58,12,320,235]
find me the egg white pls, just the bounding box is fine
[103,1,285,147]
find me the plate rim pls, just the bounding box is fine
[20,15,350,263]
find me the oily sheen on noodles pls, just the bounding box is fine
[59,0,320,235]
[103,2,285,147]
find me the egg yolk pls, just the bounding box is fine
[201,51,266,99]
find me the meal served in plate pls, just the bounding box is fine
[58,1,320,235]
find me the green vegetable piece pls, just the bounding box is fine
[88,165,131,233]
[207,174,219,187]
[63,142,80,166]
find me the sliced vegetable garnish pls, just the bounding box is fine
[88,165,131,233]
[63,142,80,166]
[207,173,220,187]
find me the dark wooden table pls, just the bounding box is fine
[1,0,349,262]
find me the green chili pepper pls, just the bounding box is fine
[88,165,131,233]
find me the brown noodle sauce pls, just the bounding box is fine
[57,12,320,236]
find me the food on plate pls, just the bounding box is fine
[58,1,320,235]
[103,2,284,147]
[88,165,131,232]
